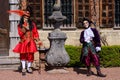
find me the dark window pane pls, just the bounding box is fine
[79,5,83,10]
[102,0,106,3]
[108,11,113,17]
[115,0,120,25]
[29,0,32,2]
[102,19,106,24]
[102,12,106,17]
[29,0,42,29]
[108,19,113,24]
[85,5,89,10]
[36,13,40,17]
[78,0,82,3]
[102,4,106,10]
[35,5,40,10]
[108,0,112,3]
[79,12,83,16]
[77,0,90,28]
[108,5,112,9]
[44,0,73,27]
[79,18,83,21]
[85,0,89,3]
[85,11,89,17]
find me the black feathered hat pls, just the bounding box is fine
[82,18,93,24]
[82,18,97,27]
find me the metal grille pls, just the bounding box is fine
[115,0,120,27]
[29,0,42,29]
[43,0,74,29]
[76,0,90,28]
[100,0,114,28]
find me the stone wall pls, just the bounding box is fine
[39,29,120,47]
[100,29,120,46]
[9,29,120,68]
[38,30,81,48]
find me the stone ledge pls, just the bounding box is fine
[0,56,20,65]
[0,64,20,70]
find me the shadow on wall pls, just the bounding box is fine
[100,32,108,46]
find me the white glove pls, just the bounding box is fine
[95,47,101,52]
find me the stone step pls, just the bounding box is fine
[0,57,20,65]
[0,64,20,70]
[0,56,20,70]
[0,56,46,70]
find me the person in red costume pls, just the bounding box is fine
[13,7,42,75]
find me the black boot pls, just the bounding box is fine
[87,66,94,76]
[22,69,26,76]
[97,70,106,77]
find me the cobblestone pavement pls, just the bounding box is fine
[0,67,120,80]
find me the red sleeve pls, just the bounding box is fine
[18,25,24,39]
[32,22,39,39]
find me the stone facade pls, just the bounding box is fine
[39,29,120,47]
[8,0,120,57]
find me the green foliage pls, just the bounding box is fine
[65,45,120,67]
[99,46,120,67]
[65,45,85,67]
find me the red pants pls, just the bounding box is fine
[20,53,34,62]
[84,51,100,67]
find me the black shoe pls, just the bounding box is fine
[22,69,26,76]
[87,71,94,76]
[27,68,33,74]
[97,71,106,77]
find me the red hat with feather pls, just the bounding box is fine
[7,10,30,17]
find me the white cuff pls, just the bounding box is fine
[96,47,101,52]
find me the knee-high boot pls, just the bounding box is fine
[87,66,94,76]
[96,66,106,77]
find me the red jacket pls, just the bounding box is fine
[13,22,39,54]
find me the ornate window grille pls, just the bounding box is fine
[43,0,75,30]
[115,0,120,27]
[100,0,114,28]
[75,0,90,28]
[29,0,42,29]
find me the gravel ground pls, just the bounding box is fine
[0,67,120,80]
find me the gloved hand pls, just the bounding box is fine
[95,47,101,52]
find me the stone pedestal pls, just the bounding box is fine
[45,2,70,73]
[46,29,70,67]
[47,68,69,74]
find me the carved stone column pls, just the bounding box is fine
[45,2,70,73]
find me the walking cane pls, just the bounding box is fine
[37,40,49,74]
[36,40,43,74]
[38,46,41,74]
[38,42,47,74]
